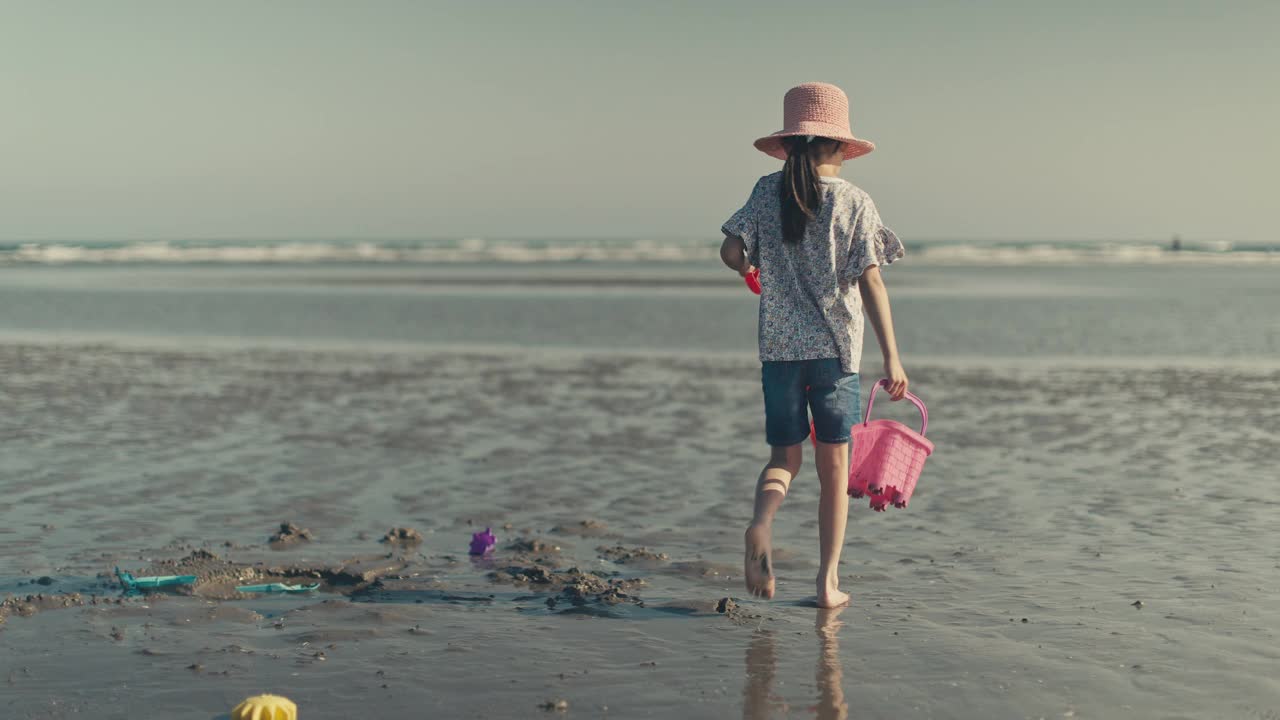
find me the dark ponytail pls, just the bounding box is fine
[780,136,841,244]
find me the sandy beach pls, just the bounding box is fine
[6,1,1279,714]
[3,338,1278,719]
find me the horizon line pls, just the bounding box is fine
[0,235,1254,246]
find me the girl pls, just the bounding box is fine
[719,82,908,608]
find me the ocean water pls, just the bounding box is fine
[1,244,1278,719]
[2,235,1276,365]
[1,236,1277,267]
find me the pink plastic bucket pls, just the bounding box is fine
[848,379,933,511]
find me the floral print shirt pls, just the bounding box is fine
[721,172,904,374]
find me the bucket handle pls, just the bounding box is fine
[862,378,929,436]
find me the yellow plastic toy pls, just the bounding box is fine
[231,694,297,720]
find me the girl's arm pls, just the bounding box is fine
[858,265,909,400]
[719,235,755,276]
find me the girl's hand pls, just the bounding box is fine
[720,235,751,275]
[738,263,757,278]
[883,358,909,401]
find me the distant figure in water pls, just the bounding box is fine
[719,83,909,609]
[1170,234,1183,252]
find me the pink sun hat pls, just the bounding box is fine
[753,82,875,161]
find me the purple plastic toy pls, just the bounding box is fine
[469,528,496,555]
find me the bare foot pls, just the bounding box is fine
[815,586,850,609]
[744,524,775,599]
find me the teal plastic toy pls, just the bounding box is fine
[235,582,320,594]
[115,567,197,592]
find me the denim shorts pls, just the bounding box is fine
[761,359,861,446]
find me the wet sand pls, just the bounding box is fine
[2,342,1279,719]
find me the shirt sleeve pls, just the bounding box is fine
[720,179,764,267]
[844,192,904,283]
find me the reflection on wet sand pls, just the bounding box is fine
[743,607,848,719]
[743,629,787,719]
[812,607,849,720]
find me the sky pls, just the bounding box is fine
[1,1,1276,243]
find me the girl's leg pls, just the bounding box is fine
[807,359,859,608]
[813,439,851,608]
[744,443,802,599]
